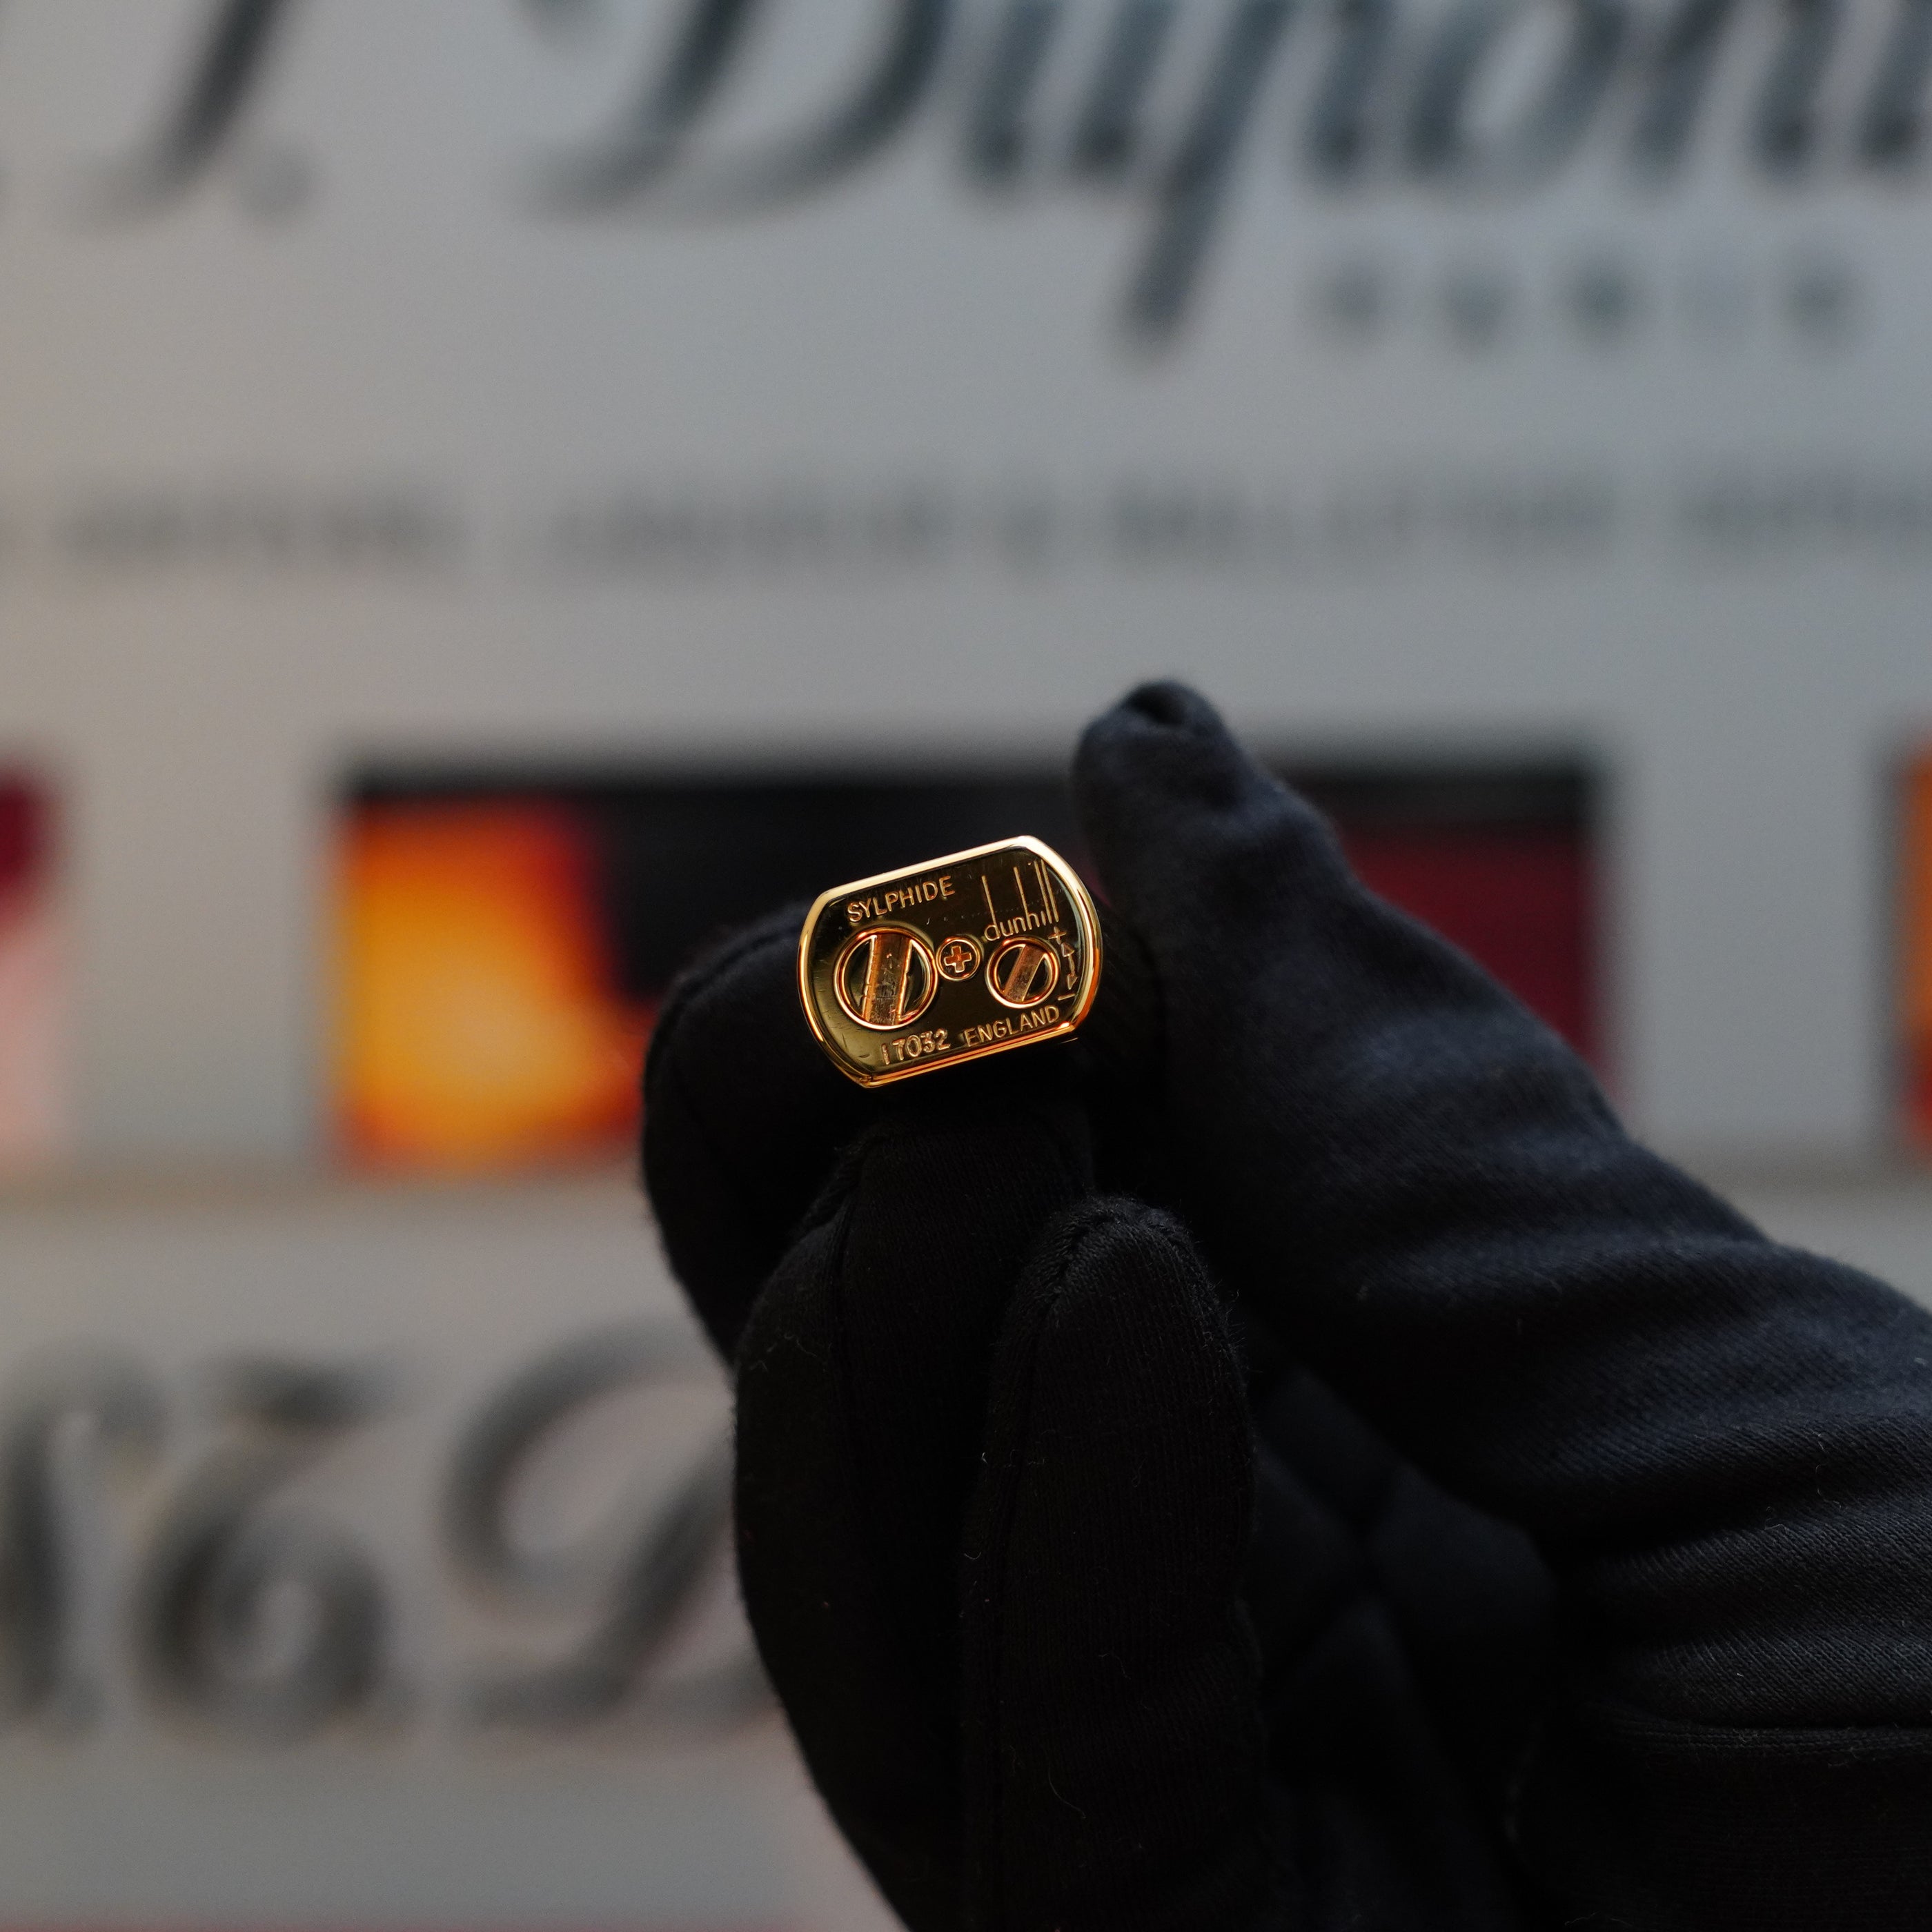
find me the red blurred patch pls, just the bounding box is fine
[1341,825,1599,1068]
[0,779,46,906]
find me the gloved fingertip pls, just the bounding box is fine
[1083,679,1230,758]
[1074,683,1347,936]
[1118,678,1227,736]
[1075,681,1276,818]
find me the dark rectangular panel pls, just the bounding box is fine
[336,759,1598,1170]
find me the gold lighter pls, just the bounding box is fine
[797,836,1103,1087]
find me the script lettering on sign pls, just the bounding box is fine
[0,1328,764,1744]
[27,0,1932,344]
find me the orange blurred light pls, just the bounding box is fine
[335,802,648,1170]
[1905,754,1932,1151]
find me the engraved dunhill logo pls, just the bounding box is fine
[836,925,936,1030]
[980,858,1060,943]
[987,936,1058,1009]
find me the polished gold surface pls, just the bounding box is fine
[798,837,1102,1087]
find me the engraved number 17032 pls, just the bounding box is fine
[884,1028,950,1066]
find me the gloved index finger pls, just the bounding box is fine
[1071,684,1932,1739]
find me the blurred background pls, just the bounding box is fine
[6,0,1932,1924]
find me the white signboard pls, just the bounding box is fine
[8,12,1932,1921]
[6,0,1932,1160]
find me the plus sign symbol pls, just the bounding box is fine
[936,936,981,981]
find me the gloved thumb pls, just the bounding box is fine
[959,1199,1276,1932]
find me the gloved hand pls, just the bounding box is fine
[642,684,1932,1932]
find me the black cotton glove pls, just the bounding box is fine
[643,684,1932,1932]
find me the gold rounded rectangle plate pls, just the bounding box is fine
[798,836,1103,1087]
